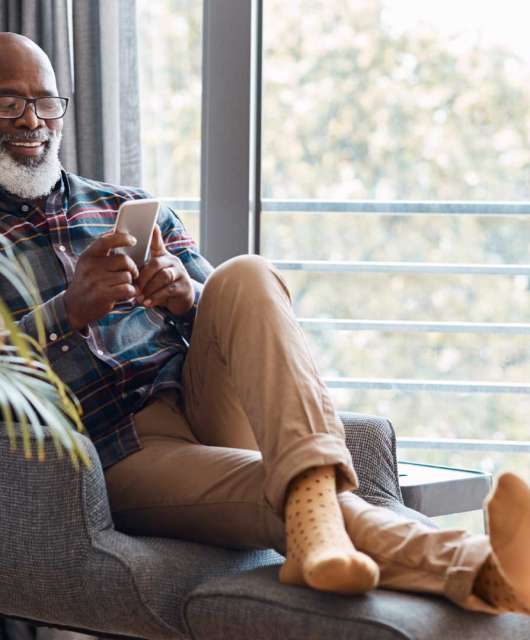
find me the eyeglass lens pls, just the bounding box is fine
[0,96,67,119]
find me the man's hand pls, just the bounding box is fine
[135,225,195,316]
[64,232,140,331]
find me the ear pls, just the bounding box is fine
[150,224,166,257]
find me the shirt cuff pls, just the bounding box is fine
[17,291,86,355]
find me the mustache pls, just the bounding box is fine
[0,131,54,144]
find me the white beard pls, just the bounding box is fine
[0,132,62,200]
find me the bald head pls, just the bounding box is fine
[0,33,64,198]
[0,31,52,59]
[0,33,58,95]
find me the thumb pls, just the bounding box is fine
[85,231,137,258]
[150,224,166,257]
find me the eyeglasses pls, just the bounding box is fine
[0,95,69,120]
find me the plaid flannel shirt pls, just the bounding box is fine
[0,170,213,468]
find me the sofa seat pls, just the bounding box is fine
[2,413,529,639]
[184,565,530,640]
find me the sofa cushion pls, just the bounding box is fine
[184,565,530,640]
[0,427,284,640]
[0,414,436,639]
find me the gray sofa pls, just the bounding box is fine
[1,413,529,640]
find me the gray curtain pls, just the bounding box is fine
[0,0,142,186]
[0,1,142,637]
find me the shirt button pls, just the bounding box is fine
[21,204,30,213]
[49,333,58,341]
[97,349,104,356]
[58,245,66,252]
[61,345,69,352]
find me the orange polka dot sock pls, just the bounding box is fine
[473,472,530,613]
[474,554,530,614]
[278,464,380,595]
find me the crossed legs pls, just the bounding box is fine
[104,255,530,615]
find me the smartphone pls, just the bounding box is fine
[113,199,161,267]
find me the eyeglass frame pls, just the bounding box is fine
[0,95,69,120]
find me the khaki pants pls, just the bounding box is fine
[104,255,494,613]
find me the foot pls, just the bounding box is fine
[278,465,379,595]
[485,472,530,609]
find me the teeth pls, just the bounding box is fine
[10,141,44,147]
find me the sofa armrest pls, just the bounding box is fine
[0,427,285,639]
[338,411,403,505]
[0,427,166,637]
[339,411,435,525]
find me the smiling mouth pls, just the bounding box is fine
[4,140,48,158]
[8,141,45,147]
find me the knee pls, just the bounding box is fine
[215,254,271,283]
[206,254,289,302]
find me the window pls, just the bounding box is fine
[138,1,530,530]
[260,0,530,528]
[137,0,202,240]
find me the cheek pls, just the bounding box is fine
[0,120,15,136]
[47,119,63,137]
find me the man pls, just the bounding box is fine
[0,32,529,614]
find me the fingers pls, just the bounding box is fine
[84,231,137,258]
[133,251,190,311]
[111,283,138,302]
[105,253,140,280]
[140,280,184,307]
[149,224,166,257]
[97,274,138,300]
[139,266,178,301]
[143,281,193,310]
[104,271,137,287]
[135,254,180,292]
[141,289,170,308]
[68,231,142,323]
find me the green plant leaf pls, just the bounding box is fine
[0,236,87,468]
[0,371,32,457]
[3,374,45,460]
[0,379,16,449]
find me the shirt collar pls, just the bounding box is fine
[0,169,66,216]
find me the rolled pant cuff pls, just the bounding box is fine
[264,432,359,517]
[445,534,498,613]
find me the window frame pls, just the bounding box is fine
[201,0,530,457]
[200,0,262,266]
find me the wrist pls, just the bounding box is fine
[166,291,194,317]
[64,289,86,332]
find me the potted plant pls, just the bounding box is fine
[0,235,89,468]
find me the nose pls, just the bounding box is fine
[14,102,43,130]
